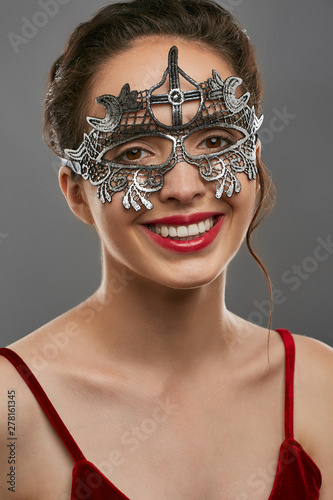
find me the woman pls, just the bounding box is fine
[0,0,332,498]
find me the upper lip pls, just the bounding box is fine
[142,212,224,226]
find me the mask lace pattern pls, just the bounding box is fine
[61,46,263,211]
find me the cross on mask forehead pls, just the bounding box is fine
[147,46,203,128]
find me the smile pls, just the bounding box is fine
[142,213,225,253]
[147,216,217,241]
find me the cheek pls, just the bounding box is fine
[83,183,127,241]
[224,177,257,248]
[232,176,257,219]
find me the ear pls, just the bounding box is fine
[256,137,262,157]
[58,166,94,225]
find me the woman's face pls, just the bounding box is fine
[73,37,258,289]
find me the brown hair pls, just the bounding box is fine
[44,0,276,322]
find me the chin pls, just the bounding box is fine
[156,267,224,291]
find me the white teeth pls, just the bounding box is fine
[198,221,206,234]
[148,217,215,240]
[188,224,199,236]
[177,226,188,237]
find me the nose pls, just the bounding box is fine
[158,158,206,205]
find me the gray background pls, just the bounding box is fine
[1,0,332,347]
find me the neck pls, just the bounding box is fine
[83,261,238,373]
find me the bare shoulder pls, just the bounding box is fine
[4,305,83,368]
[292,333,333,498]
[292,333,333,422]
[292,333,333,388]
[0,309,82,499]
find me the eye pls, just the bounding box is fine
[112,146,152,165]
[200,135,231,151]
[102,136,174,166]
[120,148,149,162]
[184,128,242,158]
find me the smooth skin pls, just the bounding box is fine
[0,37,332,500]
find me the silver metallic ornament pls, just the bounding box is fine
[60,46,263,211]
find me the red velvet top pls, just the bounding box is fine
[0,329,322,499]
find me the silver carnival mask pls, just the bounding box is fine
[60,46,263,211]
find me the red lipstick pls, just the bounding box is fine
[141,213,225,253]
[144,212,221,226]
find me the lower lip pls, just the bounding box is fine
[141,216,225,253]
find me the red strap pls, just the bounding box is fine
[0,347,85,463]
[275,329,295,439]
